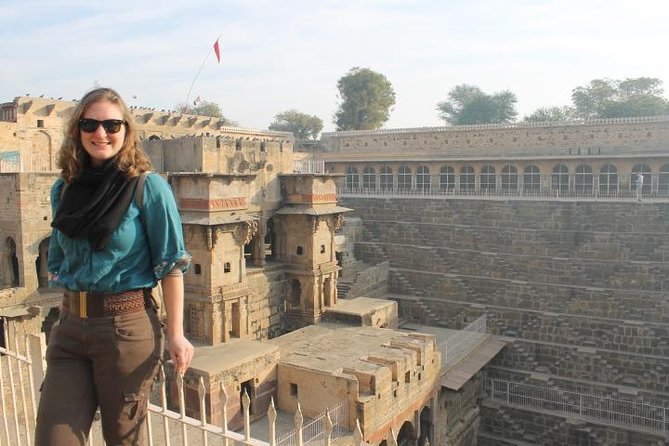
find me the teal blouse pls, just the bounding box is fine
[48,173,190,292]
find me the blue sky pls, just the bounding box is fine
[1,0,668,132]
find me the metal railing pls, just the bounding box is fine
[0,328,40,446]
[439,314,487,371]
[293,160,325,174]
[276,400,348,446]
[0,319,356,446]
[0,151,22,173]
[338,185,669,201]
[486,378,669,436]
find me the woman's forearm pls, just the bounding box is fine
[161,271,185,338]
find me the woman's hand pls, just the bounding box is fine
[167,333,194,376]
[161,270,194,376]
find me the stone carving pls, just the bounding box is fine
[234,220,258,246]
[310,215,320,233]
[334,214,345,232]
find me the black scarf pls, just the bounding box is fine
[52,158,139,251]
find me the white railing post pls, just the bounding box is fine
[23,333,38,437]
[220,383,229,446]
[0,353,11,446]
[268,397,277,446]
[198,377,208,446]
[323,408,333,446]
[353,419,363,445]
[27,333,45,409]
[176,373,188,445]
[295,402,304,446]
[6,325,20,446]
[242,389,251,441]
[387,427,398,446]
[158,367,171,446]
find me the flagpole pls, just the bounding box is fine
[185,34,222,110]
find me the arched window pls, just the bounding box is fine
[345,166,359,191]
[659,164,669,195]
[460,165,475,191]
[440,166,455,191]
[523,165,541,192]
[416,166,430,192]
[575,164,593,194]
[599,164,618,194]
[362,166,376,190]
[551,164,569,192]
[380,166,393,191]
[481,165,496,191]
[398,165,412,191]
[631,164,651,193]
[501,165,518,191]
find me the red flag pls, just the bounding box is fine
[213,38,221,63]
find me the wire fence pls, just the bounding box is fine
[486,378,669,436]
[276,400,348,446]
[438,314,488,371]
[337,184,669,201]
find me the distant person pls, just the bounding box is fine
[636,173,644,202]
[35,87,194,445]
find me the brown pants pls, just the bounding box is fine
[35,308,163,445]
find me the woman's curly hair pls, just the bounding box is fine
[57,87,152,182]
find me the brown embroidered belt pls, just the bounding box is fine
[63,289,151,318]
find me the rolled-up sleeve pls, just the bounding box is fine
[141,174,191,280]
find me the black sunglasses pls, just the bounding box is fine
[78,118,126,134]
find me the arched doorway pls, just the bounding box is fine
[418,406,433,446]
[397,421,416,446]
[265,218,276,261]
[6,237,19,287]
[290,279,301,308]
[32,131,52,171]
[36,237,50,289]
[323,277,332,307]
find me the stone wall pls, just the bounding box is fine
[320,117,669,159]
[341,196,669,444]
[346,261,389,299]
[436,374,482,446]
[0,173,56,295]
[184,265,287,344]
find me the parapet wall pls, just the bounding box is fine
[0,95,294,174]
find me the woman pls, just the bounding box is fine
[36,87,194,445]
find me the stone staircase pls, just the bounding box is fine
[336,280,352,299]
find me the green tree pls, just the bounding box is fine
[334,67,396,130]
[437,84,517,125]
[571,77,669,119]
[269,109,323,140]
[176,101,237,125]
[523,106,577,123]
[193,101,222,117]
